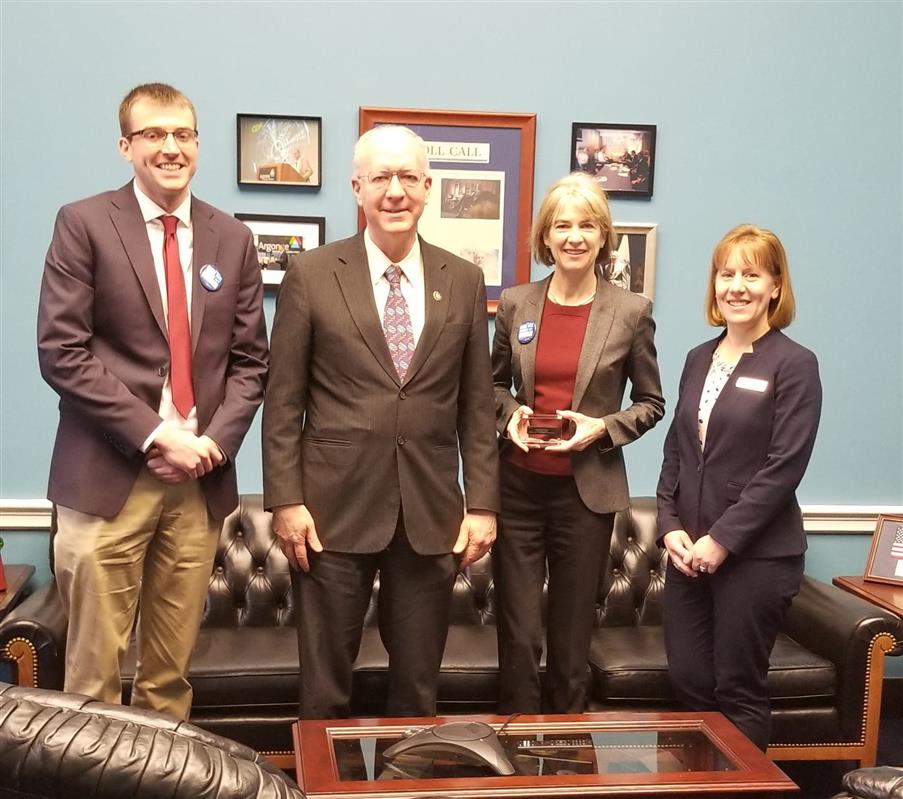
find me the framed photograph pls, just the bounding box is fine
[237,114,322,188]
[235,213,326,286]
[571,123,656,198]
[359,106,536,314]
[864,514,903,586]
[609,222,657,299]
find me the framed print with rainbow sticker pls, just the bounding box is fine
[235,213,326,286]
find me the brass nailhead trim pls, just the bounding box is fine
[2,637,38,687]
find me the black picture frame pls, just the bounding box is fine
[237,114,322,188]
[571,122,656,198]
[235,213,326,286]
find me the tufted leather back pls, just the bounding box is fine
[202,495,668,631]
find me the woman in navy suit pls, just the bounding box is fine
[657,224,822,750]
[492,173,664,713]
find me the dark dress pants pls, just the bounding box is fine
[494,463,614,714]
[663,553,804,750]
[292,511,457,719]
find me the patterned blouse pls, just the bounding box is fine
[698,347,737,450]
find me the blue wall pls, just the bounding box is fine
[1,3,901,587]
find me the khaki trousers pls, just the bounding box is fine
[54,468,220,720]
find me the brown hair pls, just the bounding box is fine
[705,224,796,329]
[531,172,617,269]
[118,83,196,136]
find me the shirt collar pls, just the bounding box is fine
[364,228,423,289]
[133,181,192,228]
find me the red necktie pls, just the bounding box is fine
[161,215,194,418]
[383,264,415,381]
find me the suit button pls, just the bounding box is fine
[158,366,168,377]
[697,465,703,473]
[399,390,407,400]
[397,435,407,446]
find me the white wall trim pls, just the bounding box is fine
[1,499,54,530]
[2,499,901,534]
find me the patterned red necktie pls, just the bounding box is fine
[161,215,195,418]
[383,264,415,381]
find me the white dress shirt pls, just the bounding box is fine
[133,183,198,447]
[364,228,426,348]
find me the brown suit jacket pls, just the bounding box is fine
[262,232,500,555]
[492,274,664,513]
[37,182,269,521]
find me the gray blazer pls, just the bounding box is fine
[491,274,664,514]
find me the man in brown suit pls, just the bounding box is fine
[37,83,268,720]
[263,125,499,719]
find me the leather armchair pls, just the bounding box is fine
[831,767,903,799]
[0,681,305,798]
[2,496,901,769]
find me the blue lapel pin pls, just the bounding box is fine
[199,264,223,291]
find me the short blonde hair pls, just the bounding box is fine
[705,224,796,329]
[531,172,617,269]
[118,83,196,136]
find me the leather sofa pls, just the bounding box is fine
[0,681,305,798]
[831,767,903,799]
[2,496,901,769]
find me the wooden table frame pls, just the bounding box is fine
[0,564,35,622]
[294,711,796,798]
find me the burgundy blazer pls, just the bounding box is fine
[262,232,500,555]
[37,182,269,520]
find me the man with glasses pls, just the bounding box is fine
[37,83,268,719]
[263,125,499,719]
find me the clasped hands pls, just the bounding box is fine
[272,504,496,572]
[662,530,729,577]
[145,425,225,484]
[506,405,606,453]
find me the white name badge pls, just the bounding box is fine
[736,376,768,392]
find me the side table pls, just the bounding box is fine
[0,564,36,623]
[833,576,903,621]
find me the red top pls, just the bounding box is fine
[509,297,592,476]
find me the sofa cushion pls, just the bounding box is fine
[122,627,300,709]
[354,625,502,707]
[589,627,836,705]
[123,624,505,711]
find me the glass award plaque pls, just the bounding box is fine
[525,414,575,448]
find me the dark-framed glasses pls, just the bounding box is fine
[362,170,425,190]
[126,127,199,146]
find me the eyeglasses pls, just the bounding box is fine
[360,170,425,190]
[125,127,199,146]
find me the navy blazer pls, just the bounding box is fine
[656,328,821,558]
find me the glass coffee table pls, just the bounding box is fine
[293,711,797,797]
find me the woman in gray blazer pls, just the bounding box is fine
[491,173,664,713]
[656,224,822,750]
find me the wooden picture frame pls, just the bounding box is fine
[610,222,658,299]
[359,107,536,314]
[864,514,903,586]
